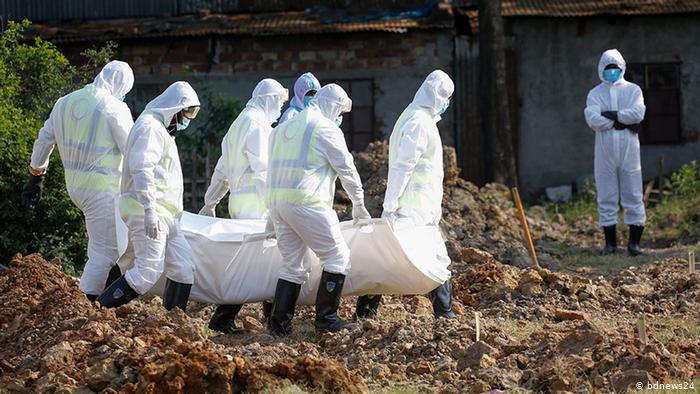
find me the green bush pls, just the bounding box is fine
[669,160,700,197]
[0,20,115,273]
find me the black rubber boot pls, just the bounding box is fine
[353,295,382,321]
[315,271,359,332]
[105,264,122,290]
[85,293,98,302]
[602,225,617,255]
[628,225,644,256]
[429,280,456,319]
[97,275,139,308]
[163,278,192,311]
[269,279,301,336]
[209,304,246,334]
[262,301,273,327]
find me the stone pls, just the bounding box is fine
[557,330,604,355]
[84,358,119,392]
[611,369,651,393]
[460,341,498,369]
[411,296,434,315]
[242,316,264,330]
[42,342,74,372]
[554,309,590,321]
[517,270,544,297]
[406,360,434,375]
[620,283,653,297]
[462,248,494,264]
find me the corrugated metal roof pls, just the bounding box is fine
[502,0,700,17]
[453,0,700,17]
[32,5,453,43]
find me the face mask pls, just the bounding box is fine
[303,95,313,107]
[116,95,125,102]
[335,116,343,127]
[176,117,190,131]
[603,68,622,83]
[438,99,450,116]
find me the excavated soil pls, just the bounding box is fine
[2,142,699,393]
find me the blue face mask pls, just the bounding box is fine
[603,68,622,83]
[116,95,125,102]
[335,116,343,127]
[176,118,191,131]
[438,99,450,116]
[303,93,315,107]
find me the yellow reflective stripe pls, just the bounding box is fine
[119,195,179,220]
[228,193,267,217]
[65,170,120,193]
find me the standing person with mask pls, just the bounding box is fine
[199,79,288,334]
[584,49,646,256]
[278,72,320,124]
[354,70,456,320]
[97,81,201,310]
[267,84,371,336]
[21,60,135,302]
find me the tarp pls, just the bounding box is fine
[118,212,450,305]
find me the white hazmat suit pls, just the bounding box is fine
[118,82,200,295]
[584,49,646,227]
[28,60,134,297]
[356,70,455,320]
[267,84,367,284]
[200,79,288,219]
[278,72,320,124]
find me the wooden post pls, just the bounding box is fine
[690,251,696,274]
[512,187,539,268]
[637,314,647,347]
[658,156,665,198]
[475,312,481,342]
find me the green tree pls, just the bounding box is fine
[0,20,115,274]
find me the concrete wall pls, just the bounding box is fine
[63,30,455,149]
[512,15,700,196]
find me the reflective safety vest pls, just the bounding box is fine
[388,107,444,215]
[266,110,335,207]
[120,115,184,223]
[222,109,267,219]
[54,85,123,194]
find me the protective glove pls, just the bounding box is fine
[198,205,216,217]
[352,203,371,224]
[144,207,160,240]
[601,111,618,121]
[613,120,627,130]
[21,173,44,209]
[627,123,641,133]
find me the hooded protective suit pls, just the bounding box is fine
[118,81,200,295]
[383,69,454,227]
[28,60,134,296]
[267,84,366,284]
[584,49,646,227]
[278,72,320,124]
[201,79,287,219]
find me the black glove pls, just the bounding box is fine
[613,120,626,130]
[21,174,44,209]
[601,111,618,121]
[626,123,641,133]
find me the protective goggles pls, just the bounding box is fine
[182,106,200,120]
[340,97,352,113]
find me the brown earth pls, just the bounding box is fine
[2,142,699,393]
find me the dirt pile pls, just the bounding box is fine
[0,254,367,393]
[336,141,568,266]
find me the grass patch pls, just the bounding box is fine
[488,317,546,342]
[651,318,700,345]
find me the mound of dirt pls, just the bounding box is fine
[0,254,367,393]
[335,141,569,267]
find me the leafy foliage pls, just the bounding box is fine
[0,20,115,272]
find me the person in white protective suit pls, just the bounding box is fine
[198,79,288,334]
[97,81,201,310]
[355,70,456,320]
[278,72,320,124]
[21,61,135,302]
[584,49,646,256]
[266,84,371,336]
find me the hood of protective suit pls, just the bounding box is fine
[289,72,320,110]
[143,81,200,127]
[411,70,454,117]
[310,84,351,122]
[92,60,134,99]
[246,79,287,124]
[598,49,626,85]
